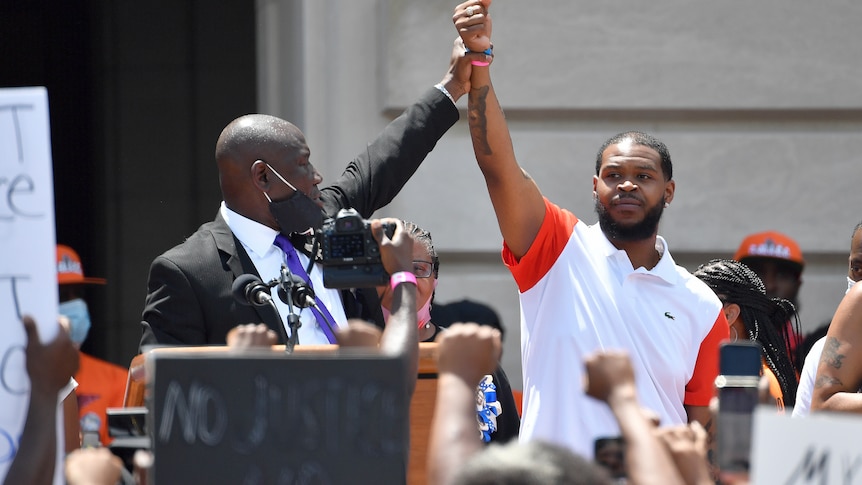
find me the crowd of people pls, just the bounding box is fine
[5,0,860,484]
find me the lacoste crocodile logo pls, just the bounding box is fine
[664,312,675,320]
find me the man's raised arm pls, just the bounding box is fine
[456,0,545,259]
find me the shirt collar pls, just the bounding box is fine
[650,236,680,284]
[221,202,281,259]
[592,224,679,284]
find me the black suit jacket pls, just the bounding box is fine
[140,87,458,348]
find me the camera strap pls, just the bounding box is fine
[287,232,319,276]
[306,235,320,275]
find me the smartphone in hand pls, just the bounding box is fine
[715,340,762,481]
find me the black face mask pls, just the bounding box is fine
[264,163,325,236]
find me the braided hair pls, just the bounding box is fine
[693,258,800,406]
[402,220,439,278]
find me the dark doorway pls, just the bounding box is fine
[1,0,257,367]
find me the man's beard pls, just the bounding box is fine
[595,195,665,242]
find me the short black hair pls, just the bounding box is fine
[595,131,672,181]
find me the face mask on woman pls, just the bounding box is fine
[382,279,438,328]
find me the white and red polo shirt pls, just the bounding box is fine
[506,198,727,459]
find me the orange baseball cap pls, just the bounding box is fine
[57,244,106,285]
[733,231,804,270]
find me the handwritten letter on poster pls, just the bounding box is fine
[0,86,60,482]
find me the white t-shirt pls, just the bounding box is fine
[792,336,825,418]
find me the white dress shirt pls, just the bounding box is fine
[221,202,347,345]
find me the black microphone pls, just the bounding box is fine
[292,281,317,310]
[277,273,316,309]
[232,274,273,307]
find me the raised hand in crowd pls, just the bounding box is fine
[371,218,418,357]
[27,316,79,403]
[335,320,384,349]
[584,351,685,485]
[3,317,79,485]
[428,323,502,485]
[64,447,124,485]
[431,325,608,485]
[367,218,421,400]
[226,323,278,349]
[654,423,712,485]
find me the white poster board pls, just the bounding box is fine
[752,407,862,484]
[0,87,61,483]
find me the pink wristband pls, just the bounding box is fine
[468,46,493,67]
[390,271,417,290]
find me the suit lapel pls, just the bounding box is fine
[212,213,286,342]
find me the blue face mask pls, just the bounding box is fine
[59,298,92,345]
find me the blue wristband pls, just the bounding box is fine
[465,47,493,56]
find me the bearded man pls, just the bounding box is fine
[457,8,728,457]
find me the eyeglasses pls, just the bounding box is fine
[412,260,435,278]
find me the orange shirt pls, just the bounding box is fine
[74,352,129,445]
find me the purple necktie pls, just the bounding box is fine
[273,234,338,344]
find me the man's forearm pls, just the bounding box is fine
[815,392,862,413]
[428,373,483,485]
[3,394,58,485]
[380,283,419,398]
[685,405,714,445]
[609,394,684,485]
[330,87,459,217]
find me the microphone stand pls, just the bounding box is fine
[278,263,339,345]
[276,264,303,353]
[255,276,293,353]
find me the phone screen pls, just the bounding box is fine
[594,436,625,480]
[719,340,762,376]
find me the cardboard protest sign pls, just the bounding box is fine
[0,86,62,484]
[752,407,862,484]
[147,351,410,484]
